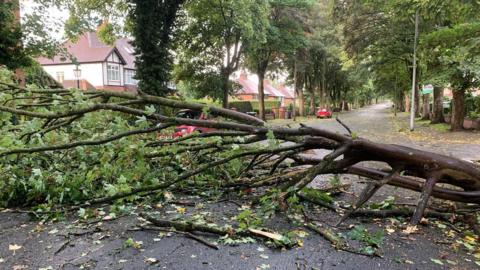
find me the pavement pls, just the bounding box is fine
[1,103,480,270]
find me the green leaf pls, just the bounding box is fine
[145,105,156,116]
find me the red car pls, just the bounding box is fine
[316,108,332,119]
[172,109,217,138]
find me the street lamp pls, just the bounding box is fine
[73,66,82,89]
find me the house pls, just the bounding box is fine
[276,84,295,107]
[443,88,480,98]
[37,32,137,92]
[234,72,294,106]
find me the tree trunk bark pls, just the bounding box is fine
[451,88,466,131]
[414,85,420,117]
[431,86,444,124]
[12,0,25,86]
[421,94,430,120]
[258,72,266,121]
[222,73,230,109]
[405,92,410,113]
[295,72,305,117]
[319,87,325,108]
[297,87,305,117]
[309,89,315,116]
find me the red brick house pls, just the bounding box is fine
[233,72,294,106]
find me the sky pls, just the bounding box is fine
[20,0,69,41]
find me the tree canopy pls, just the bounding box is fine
[173,0,269,107]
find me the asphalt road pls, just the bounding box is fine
[298,103,480,161]
[1,104,479,270]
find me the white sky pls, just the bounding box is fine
[20,0,69,41]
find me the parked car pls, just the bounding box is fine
[316,108,333,119]
[172,109,217,138]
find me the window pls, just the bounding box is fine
[124,69,137,85]
[107,64,120,81]
[56,72,64,83]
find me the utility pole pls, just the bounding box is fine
[410,9,419,131]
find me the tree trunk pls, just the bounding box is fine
[451,88,466,131]
[421,94,430,120]
[297,88,305,117]
[295,71,305,117]
[396,91,405,112]
[309,89,315,116]
[414,85,420,117]
[258,72,266,121]
[319,87,325,108]
[11,0,25,86]
[222,73,230,109]
[321,57,326,109]
[431,86,444,124]
[405,92,410,113]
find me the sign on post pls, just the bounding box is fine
[422,84,433,95]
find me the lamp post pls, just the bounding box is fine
[73,66,81,89]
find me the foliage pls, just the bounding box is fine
[0,1,31,69]
[0,89,172,206]
[347,225,384,255]
[0,67,14,84]
[368,196,395,210]
[23,61,63,88]
[235,209,263,230]
[465,95,480,118]
[244,0,312,118]
[228,100,281,113]
[421,22,480,90]
[96,22,118,46]
[123,238,142,249]
[301,187,333,204]
[173,0,269,106]
[329,174,340,187]
[129,0,184,96]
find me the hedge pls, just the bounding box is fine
[466,95,480,119]
[228,100,281,113]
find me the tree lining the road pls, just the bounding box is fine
[335,0,480,130]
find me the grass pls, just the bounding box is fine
[430,123,451,132]
[267,116,328,127]
[414,118,450,132]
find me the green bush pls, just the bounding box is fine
[228,100,281,113]
[465,94,480,119]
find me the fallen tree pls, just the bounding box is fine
[0,82,479,227]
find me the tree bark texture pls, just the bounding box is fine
[258,72,266,121]
[451,88,466,131]
[421,94,430,120]
[431,86,444,124]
